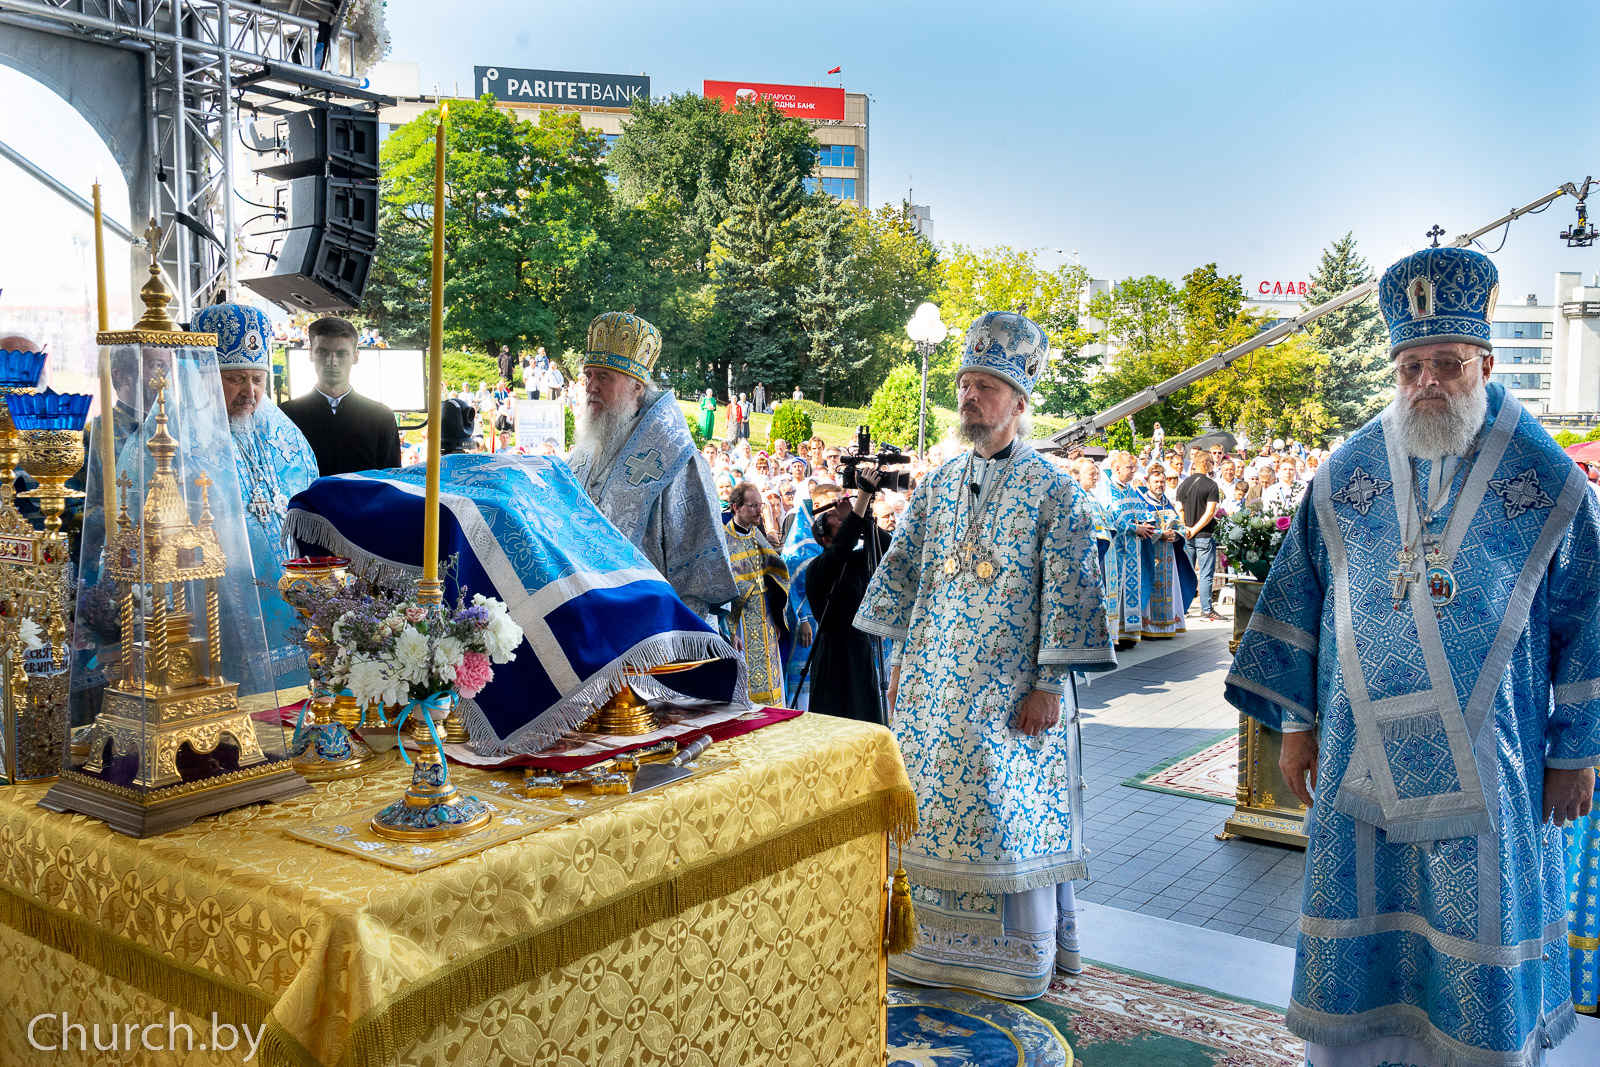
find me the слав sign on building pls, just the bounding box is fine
[703,80,846,121]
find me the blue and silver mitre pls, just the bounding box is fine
[956,311,1050,397]
[1378,246,1499,358]
[585,311,662,385]
[193,302,274,370]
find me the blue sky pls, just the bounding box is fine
[386,0,1600,301]
[4,0,1597,329]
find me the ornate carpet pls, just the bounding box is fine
[1031,964,1302,1066]
[888,985,1072,1066]
[1123,731,1239,805]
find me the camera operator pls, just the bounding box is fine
[806,464,894,724]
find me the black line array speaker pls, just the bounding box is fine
[242,228,373,313]
[244,106,381,312]
[250,108,379,180]
[258,176,379,246]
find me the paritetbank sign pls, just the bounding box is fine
[474,66,649,107]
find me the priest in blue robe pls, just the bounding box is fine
[1103,451,1155,650]
[855,312,1115,1000]
[567,312,736,619]
[194,302,319,688]
[1227,247,1600,1067]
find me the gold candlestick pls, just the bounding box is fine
[279,557,389,781]
[419,103,448,607]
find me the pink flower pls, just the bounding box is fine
[1275,515,1291,532]
[454,651,493,698]
[404,606,427,623]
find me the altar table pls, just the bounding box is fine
[0,715,914,1066]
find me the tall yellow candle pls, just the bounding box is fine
[92,183,115,520]
[419,105,448,604]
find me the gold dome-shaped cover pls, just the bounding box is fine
[96,219,218,348]
[104,375,226,585]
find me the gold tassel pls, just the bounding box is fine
[885,862,917,954]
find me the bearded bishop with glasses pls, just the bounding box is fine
[1227,245,1599,1067]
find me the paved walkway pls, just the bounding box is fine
[1076,615,1307,948]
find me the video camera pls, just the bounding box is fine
[839,426,914,493]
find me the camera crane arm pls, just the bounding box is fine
[1046,181,1586,450]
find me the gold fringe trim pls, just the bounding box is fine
[1572,932,1600,951]
[1,784,916,1067]
[0,882,310,1060]
[317,785,917,1067]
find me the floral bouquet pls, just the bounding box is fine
[1216,505,1294,581]
[325,589,522,736]
[295,563,525,841]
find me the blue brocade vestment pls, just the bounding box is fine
[567,390,737,618]
[1566,776,1599,1016]
[231,405,319,686]
[1104,478,1151,646]
[855,443,1115,999]
[1226,385,1600,1066]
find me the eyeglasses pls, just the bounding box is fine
[1394,353,1481,384]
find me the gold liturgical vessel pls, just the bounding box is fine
[40,222,307,835]
[280,556,390,780]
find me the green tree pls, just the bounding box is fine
[1091,265,1330,442]
[768,401,814,446]
[866,364,935,450]
[835,202,940,403]
[365,98,617,359]
[1103,418,1135,453]
[1305,232,1387,432]
[795,201,872,405]
[709,104,810,394]
[608,94,816,267]
[931,246,1093,413]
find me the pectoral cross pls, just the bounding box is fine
[1389,548,1418,610]
[623,448,665,487]
[246,484,275,526]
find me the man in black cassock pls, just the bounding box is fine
[280,316,401,476]
[805,467,892,724]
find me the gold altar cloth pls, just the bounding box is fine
[0,715,914,1066]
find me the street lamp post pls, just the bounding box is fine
[905,302,948,459]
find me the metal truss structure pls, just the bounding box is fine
[0,0,383,317]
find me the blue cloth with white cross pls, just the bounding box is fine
[285,453,746,755]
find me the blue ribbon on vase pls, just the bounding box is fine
[377,690,456,766]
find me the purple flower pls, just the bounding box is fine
[1275,515,1291,532]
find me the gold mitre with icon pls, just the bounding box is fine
[584,311,662,384]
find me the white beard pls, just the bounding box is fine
[1390,378,1488,461]
[570,396,639,473]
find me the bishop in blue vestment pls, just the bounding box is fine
[856,313,1115,1000]
[567,312,737,619]
[194,303,319,688]
[1227,248,1600,1067]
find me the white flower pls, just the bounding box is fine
[394,627,431,684]
[484,614,522,662]
[433,636,465,673]
[18,618,43,652]
[346,657,394,709]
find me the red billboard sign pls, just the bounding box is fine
[702,80,845,121]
